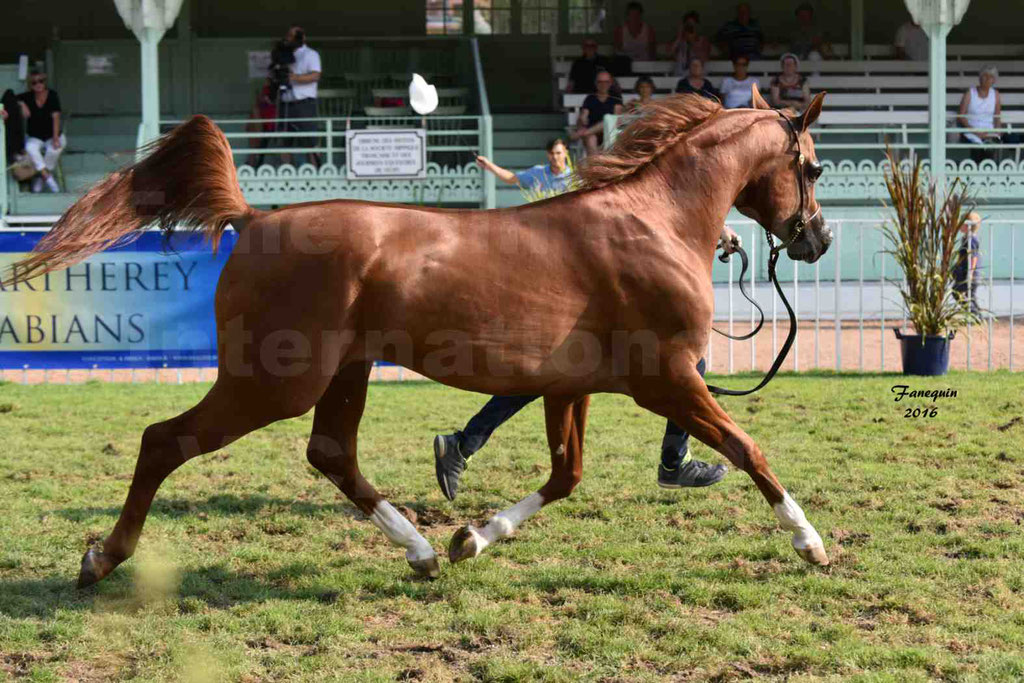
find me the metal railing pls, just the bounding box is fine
[707,218,1022,373]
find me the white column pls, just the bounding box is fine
[139,27,162,145]
[926,22,949,192]
[850,0,864,61]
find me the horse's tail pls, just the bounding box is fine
[3,115,251,286]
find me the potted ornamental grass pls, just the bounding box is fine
[881,148,978,376]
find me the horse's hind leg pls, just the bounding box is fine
[77,378,311,588]
[449,395,590,563]
[633,370,829,566]
[305,362,439,578]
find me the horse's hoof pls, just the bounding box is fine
[408,555,441,579]
[448,526,484,564]
[795,544,830,566]
[77,548,119,588]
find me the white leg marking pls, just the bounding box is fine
[773,491,824,552]
[370,502,435,562]
[469,492,546,554]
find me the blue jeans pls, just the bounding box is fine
[456,358,706,470]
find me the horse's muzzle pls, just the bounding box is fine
[787,218,832,264]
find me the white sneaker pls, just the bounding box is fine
[31,176,44,193]
[44,176,60,193]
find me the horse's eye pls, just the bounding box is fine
[807,160,823,182]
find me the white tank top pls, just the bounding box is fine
[966,86,996,130]
[620,22,652,61]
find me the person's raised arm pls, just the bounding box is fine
[475,155,519,185]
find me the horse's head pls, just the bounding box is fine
[735,86,831,263]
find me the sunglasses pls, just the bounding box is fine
[31,78,46,85]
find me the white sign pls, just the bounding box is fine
[247,50,272,80]
[85,54,116,76]
[346,129,427,180]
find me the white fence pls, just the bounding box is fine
[709,218,1022,373]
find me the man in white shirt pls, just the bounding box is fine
[894,20,928,61]
[719,55,759,109]
[280,25,322,165]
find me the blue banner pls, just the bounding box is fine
[0,230,237,369]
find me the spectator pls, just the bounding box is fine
[770,53,810,111]
[246,77,278,167]
[789,3,832,61]
[674,58,719,102]
[625,75,656,112]
[958,66,1006,162]
[614,2,656,62]
[279,25,322,166]
[715,3,763,61]
[17,71,63,193]
[953,212,982,316]
[571,70,623,155]
[894,19,928,60]
[2,89,27,165]
[475,138,573,195]
[669,11,712,77]
[720,56,759,109]
[567,38,610,94]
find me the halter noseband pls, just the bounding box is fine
[767,110,820,257]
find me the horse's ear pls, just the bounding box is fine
[799,91,826,131]
[751,83,770,110]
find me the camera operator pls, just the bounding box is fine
[278,25,322,166]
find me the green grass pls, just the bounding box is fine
[1,373,1023,681]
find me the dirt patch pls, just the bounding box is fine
[996,416,1022,432]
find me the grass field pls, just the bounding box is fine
[1,373,1023,682]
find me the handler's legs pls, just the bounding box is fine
[307,362,438,578]
[633,367,828,566]
[658,358,728,488]
[434,394,540,500]
[449,396,589,563]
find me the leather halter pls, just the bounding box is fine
[704,111,816,397]
[768,110,820,257]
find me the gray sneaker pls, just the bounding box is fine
[658,454,727,488]
[434,434,468,501]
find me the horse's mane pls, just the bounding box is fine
[576,94,723,190]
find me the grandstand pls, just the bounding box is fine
[1,0,1022,376]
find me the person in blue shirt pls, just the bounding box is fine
[475,138,574,195]
[953,212,983,315]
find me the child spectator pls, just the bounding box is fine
[669,11,712,77]
[674,58,719,102]
[953,212,983,316]
[720,56,758,109]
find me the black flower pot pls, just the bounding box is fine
[894,329,954,376]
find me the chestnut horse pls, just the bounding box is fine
[9,87,833,586]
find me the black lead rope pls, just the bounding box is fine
[711,245,764,341]
[705,235,798,396]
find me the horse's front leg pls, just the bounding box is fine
[449,395,589,563]
[633,368,829,566]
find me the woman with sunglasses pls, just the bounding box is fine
[17,71,64,193]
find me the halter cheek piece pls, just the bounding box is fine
[768,110,821,257]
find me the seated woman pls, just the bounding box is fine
[958,66,1006,162]
[674,58,719,102]
[770,53,810,112]
[17,71,64,193]
[624,75,656,113]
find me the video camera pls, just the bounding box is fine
[268,29,303,92]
